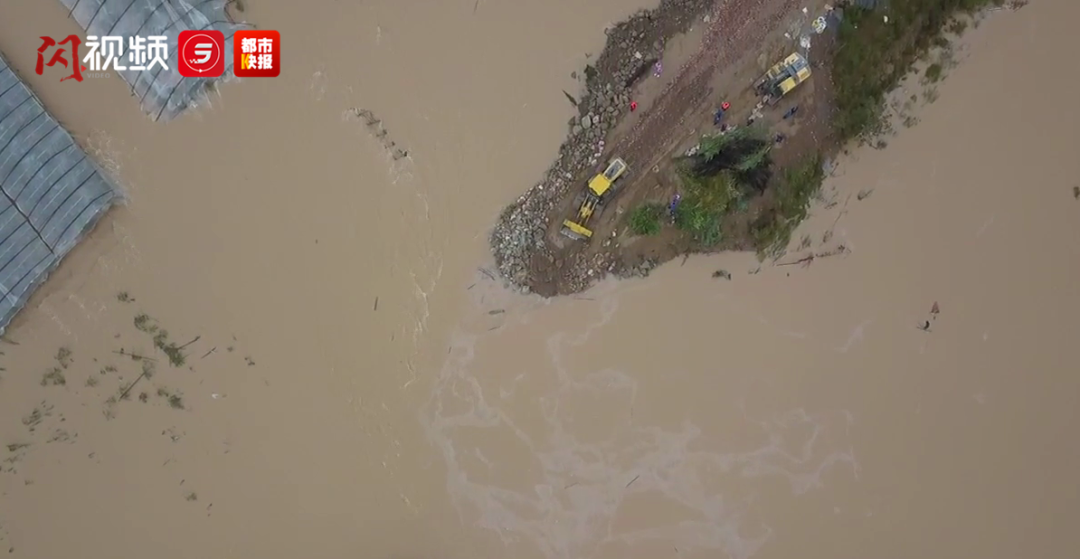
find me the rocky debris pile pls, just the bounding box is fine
[621,257,661,279]
[490,0,715,294]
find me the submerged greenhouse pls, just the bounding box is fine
[58,0,249,121]
[0,52,123,333]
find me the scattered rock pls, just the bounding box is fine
[489,0,714,295]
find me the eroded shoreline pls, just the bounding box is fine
[490,0,1027,298]
[490,0,716,295]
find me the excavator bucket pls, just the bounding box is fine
[560,220,594,240]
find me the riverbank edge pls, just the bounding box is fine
[489,0,716,293]
[489,0,1019,296]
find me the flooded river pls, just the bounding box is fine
[0,1,1078,558]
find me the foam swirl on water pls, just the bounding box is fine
[421,279,859,559]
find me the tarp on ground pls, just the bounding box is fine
[0,52,122,334]
[57,0,250,121]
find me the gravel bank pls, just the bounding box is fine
[489,0,715,293]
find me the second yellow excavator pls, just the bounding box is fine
[753,52,812,105]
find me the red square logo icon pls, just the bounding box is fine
[234,30,280,78]
[177,30,225,77]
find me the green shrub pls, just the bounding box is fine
[924,62,943,83]
[750,154,825,256]
[831,0,1006,141]
[628,203,665,236]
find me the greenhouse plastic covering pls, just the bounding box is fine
[0,52,122,334]
[57,0,249,121]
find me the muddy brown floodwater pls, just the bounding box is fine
[1,1,1079,559]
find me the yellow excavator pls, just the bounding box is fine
[560,158,629,241]
[753,52,812,105]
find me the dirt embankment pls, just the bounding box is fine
[491,0,829,296]
[490,0,714,294]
